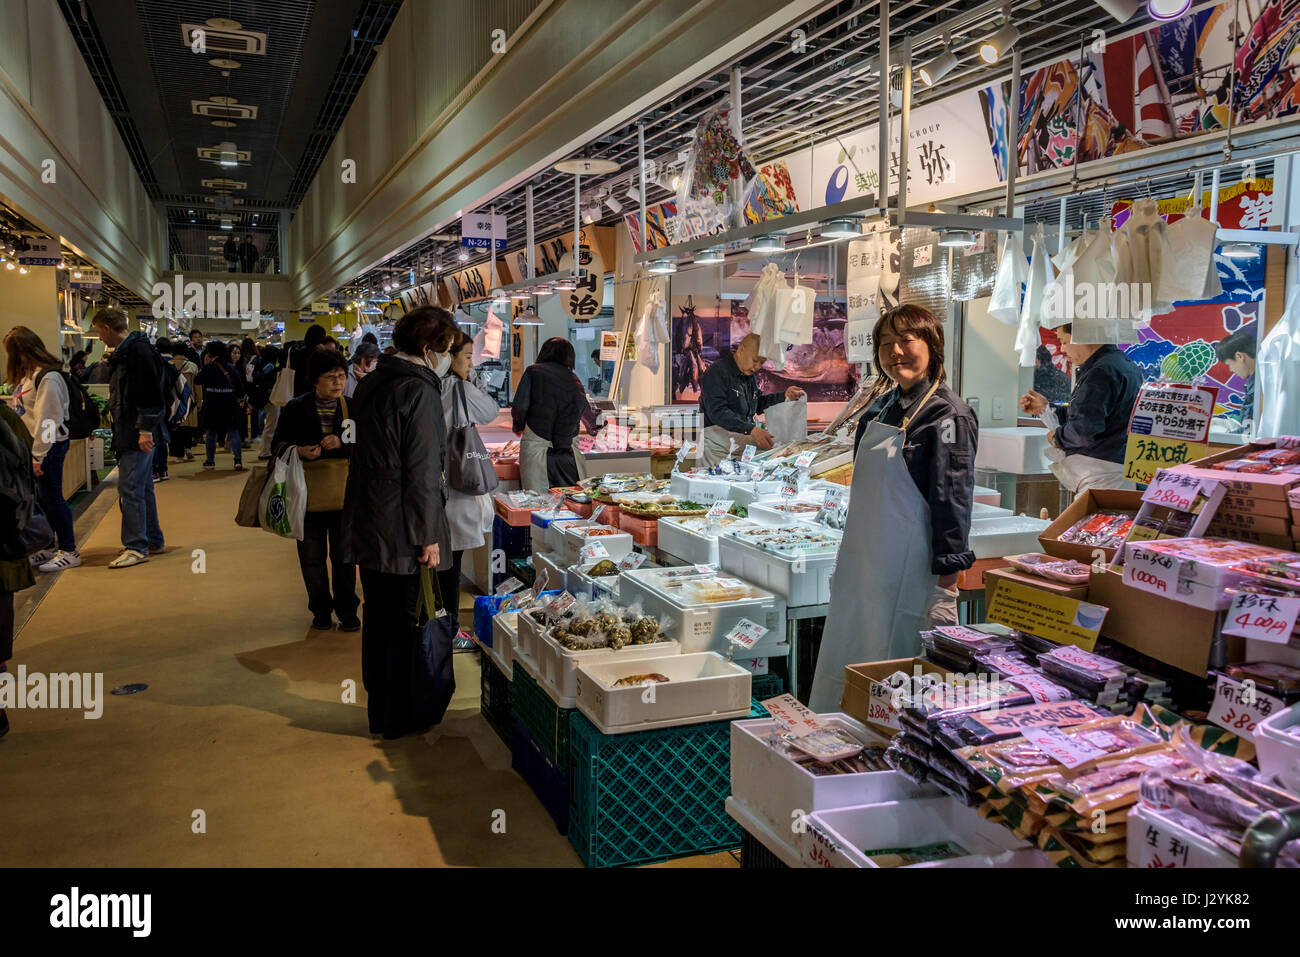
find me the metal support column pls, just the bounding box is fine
[1006,48,1021,217]
[526,185,536,280]
[898,35,911,225]
[878,0,890,209]
[637,123,648,256]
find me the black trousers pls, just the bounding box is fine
[359,567,424,738]
[435,549,464,629]
[0,590,14,661]
[296,511,359,621]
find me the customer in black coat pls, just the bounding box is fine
[194,341,247,470]
[272,348,358,632]
[341,306,457,739]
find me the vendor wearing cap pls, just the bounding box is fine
[1019,323,1142,494]
[698,333,804,467]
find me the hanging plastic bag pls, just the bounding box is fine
[260,446,307,540]
[1257,281,1300,440]
[765,395,808,444]
[635,284,669,374]
[1015,231,1055,367]
[988,233,1029,325]
[774,280,816,345]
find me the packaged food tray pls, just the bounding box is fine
[574,652,752,733]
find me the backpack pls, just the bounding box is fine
[35,369,100,440]
[164,360,195,428]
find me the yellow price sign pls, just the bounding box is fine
[986,579,1108,651]
[1123,435,1208,486]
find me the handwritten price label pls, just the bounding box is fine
[1123,546,1179,597]
[495,576,524,596]
[741,444,757,463]
[1141,470,1219,513]
[589,504,606,524]
[547,591,577,616]
[580,541,610,562]
[707,499,734,520]
[676,440,697,463]
[618,551,647,570]
[1208,674,1286,742]
[723,617,769,651]
[1222,592,1300,643]
[762,693,823,738]
[795,450,817,469]
[1020,725,1107,769]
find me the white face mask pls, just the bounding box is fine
[433,352,451,376]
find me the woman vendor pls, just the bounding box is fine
[810,304,978,711]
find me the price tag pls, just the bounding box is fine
[676,441,696,464]
[580,541,610,563]
[714,577,746,589]
[618,551,647,570]
[707,499,734,520]
[723,617,769,651]
[761,694,823,739]
[694,563,718,575]
[589,504,606,524]
[741,444,757,463]
[1007,673,1074,703]
[495,576,524,596]
[1123,546,1180,598]
[1208,674,1286,742]
[795,450,817,469]
[1142,470,1219,513]
[531,568,549,596]
[547,591,577,616]
[1223,592,1300,643]
[1019,725,1108,769]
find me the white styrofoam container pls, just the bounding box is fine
[619,567,787,655]
[532,551,568,594]
[532,626,680,709]
[1245,637,1300,670]
[800,797,1031,868]
[542,514,586,553]
[731,713,934,836]
[972,501,1013,520]
[974,484,1002,507]
[1126,803,1237,868]
[669,472,783,506]
[1256,701,1300,794]
[969,515,1052,559]
[747,496,825,527]
[557,524,634,565]
[717,531,837,606]
[657,515,756,566]
[513,607,551,671]
[574,651,751,733]
[975,426,1053,475]
[491,610,518,674]
[725,796,803,867]
[565,563,621,601]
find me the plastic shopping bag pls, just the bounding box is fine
[259,447,307,540]
[988,233,1029,325]
[765,395,808,444]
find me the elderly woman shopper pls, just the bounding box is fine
[810,304,978,711]
[342,305,458,739]
[272,348,358,632]
[511,337,598,490]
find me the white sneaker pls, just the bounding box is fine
[38,550,81,573]
[108,549,150,569]
[28,548,55,567]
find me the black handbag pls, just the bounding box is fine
[19,502,54,557]
[445,379,499,496]
[411,566,457,729]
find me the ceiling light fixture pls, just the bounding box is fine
[5,262,14,271]
[919,33,958,87]
[73,269,82,278]
[605,195,623,214]
[750,233,785,254]
[1091,0,1142,21]
[511,288,531,300]
[513,308,544,327]
[979,13,1020,64]
[820,217,863,240]
[457,248,469,262]
[491,289,511,306]
[694,245,726,265]
[648,258,678,275]
[937,228,977,248]
[1147,0,1192,19]
[553,275,577,291]
[533,283,553,296]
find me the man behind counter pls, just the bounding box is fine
[698,333,804,467]
[1215,331,1256,432]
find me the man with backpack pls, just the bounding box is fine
[167,341,199,462]
[90,308,167,569]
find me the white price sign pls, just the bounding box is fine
[1208,674,1286,742]
[795,450,817,469]
[676,440,697,463]
[1142,470,1219,513]
[618,551,647,570]
[547,591,577,615]
[1019,725,1107,769]
[495,576,524,596]
[761,694,823,738]
[1123,546,1179,598]
[589,505,606,524]
[723,617,769,651]
[913,243,933,267]
[707,499,734,520]
[580,541,610,562]
[741,444,757,463]
[1222,591,1300,643]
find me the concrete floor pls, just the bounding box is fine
[1,452,736,868]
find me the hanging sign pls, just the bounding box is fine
[1122,383,1215,485]
[68,267,102,289]
[18,235,61,266]
[311,299,330,314]
[461,213,507,250]
[557,248,604,320]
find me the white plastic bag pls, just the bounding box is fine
[260,447,307,540]
[1257,281,1300,440]
[635,285,669,373]
[765,395,808,444]
[774,281,816,345]
[988,233,1029,325]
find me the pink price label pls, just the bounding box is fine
[1020,725,1107,769]
[761,694,823,738]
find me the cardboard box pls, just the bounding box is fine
[1203,525,1296,550]
[841,657,947,737]
[1173,442,1300,500]
[1039,489,1145,564]
[1220,492,1291,518]
[983,565,1090,602]
[1207,507,1293,537]
[1087,567,1240,676]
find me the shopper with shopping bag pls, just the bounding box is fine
[260,445,307,540]
[341,306,457,739]
[511,337,599,490]
[698,333,804,467]
[811,305,977,711]
[271,348,358,631]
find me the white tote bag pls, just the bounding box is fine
[765,395,808,444]
[269,365,294,407]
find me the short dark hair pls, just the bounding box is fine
[1215,330,1257,362]
[189,328,203,339]
[303,324,328,348]
[308,347,348,384]
[204,340,230,363]
[393,305,456,356]
[169,340,189,357]
[361,331,378,345]
[156,337,171,352]
[537,337,576,370]
[352,341,380,364]
[1053,323,1073,336]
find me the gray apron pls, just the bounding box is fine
[699,424,755,468]
[810,381,942,712]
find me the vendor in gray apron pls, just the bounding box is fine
[810,305,978,712]
[511,337,599,490]
[1019,323,1142,496]
[698,333,804,467]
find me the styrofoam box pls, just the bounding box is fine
[657,515,756,566]
[731,713,934,836]
[800,797,1031,868]
[557,524,634,565]
[565,563,620,602]
[574,651,751,733]
[533,551,568,594]
[542,514,585,553]
[974,484,1002,507]
[669,472,783,506]
[969,515,1052,559]
[1256,700,1300,794]
[513,607,551,671]
[975,426,1053,475]
[725,796,804,868]
[532,628,679,709]
[1126,803,1237,868]
[717,530,837,606]
[748,495,825,527]
[619,567,787,655]
[972,501,1013,521]
[491,610,518,674]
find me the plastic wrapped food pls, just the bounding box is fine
[1211,457,1276,473]
[973,651,1038,679]
[862,841,969,867]
[679,577,759,603]
[1037,645,1128,696]
[1058,512,1135,548]
[1248,448,1300,465]
[884,745,930,784]
[585,559,620,577]
[1043,753,1188,813]
[1003,552,1094,585]
[930,625,1017,656]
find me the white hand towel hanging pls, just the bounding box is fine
[988,232,1029,325]
[1015,230,1055,367]
[744,262,786,369]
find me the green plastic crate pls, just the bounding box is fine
[511,660,576,766]
[751,673,785,700]
[567,701,767,868]
[480,652,511,746]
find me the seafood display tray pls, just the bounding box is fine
[574,652,753,734]
[717,531,838,605]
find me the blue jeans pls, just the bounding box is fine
[118,442,164,554]
[37,439,76,551]
[205,427,242,465]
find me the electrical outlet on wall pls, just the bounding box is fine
[993,396,1006,421]
[965,396,980,419]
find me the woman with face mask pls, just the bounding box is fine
[511,337,599,490]
[345,341,381,399]
[810,305,978,711]
[340,305,458,738]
